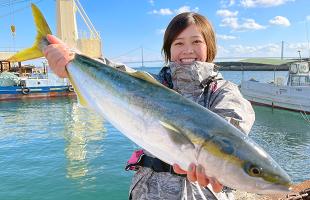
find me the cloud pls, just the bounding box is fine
[216,9,238,17]
[217,43,281,57]
[231,44,258,54]
[217,45,231,55]
[217,9,265,31]
[240,0,295,8]
[220,17,266,31]
[149,0,155,6]
[149,8,173,15]
[149,6,199,16]
[217,34,237,40]
[287,42,309,50]
[175,6,199,14]
[217,42,309,58]
[157,29,166,34]
[241,19,266,30]
[229,0,236,6]
[220,0,236,7]
[307,15,310,21]
[220,17,240,29]
[269,16,290,26]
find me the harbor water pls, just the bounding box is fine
[1,69,309,200]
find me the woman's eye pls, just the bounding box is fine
[174,42,183,46]
[193,40,203,44]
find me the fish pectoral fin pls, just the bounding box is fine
[159,121,195,148]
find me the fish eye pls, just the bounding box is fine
[250,167,261,176]
[244,162,262,177]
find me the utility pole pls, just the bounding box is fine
[306,20,310,59]
[281,41,284,60]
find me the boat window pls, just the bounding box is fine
[291,75,310,86]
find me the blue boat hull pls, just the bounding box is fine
[0,86,75,101]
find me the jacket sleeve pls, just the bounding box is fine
[209,80,255,135]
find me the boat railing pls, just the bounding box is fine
[290,75,310,86]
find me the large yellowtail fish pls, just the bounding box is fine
[9,4,292,194]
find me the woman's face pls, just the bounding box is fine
[170,24,207,65]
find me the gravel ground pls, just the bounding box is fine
[233,180,310,200]
[233,191,274,200]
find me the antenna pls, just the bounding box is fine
[298,50,302,62]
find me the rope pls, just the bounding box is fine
[0,0,44,19]
[298,104,310,126]
[300,111,310,126]
[0,0,31,7]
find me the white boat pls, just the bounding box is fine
[240,59,310,113]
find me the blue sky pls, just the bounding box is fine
[0,0,310,67]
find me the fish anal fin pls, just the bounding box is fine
[68,74,88,107]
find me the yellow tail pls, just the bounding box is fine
[8,4,52,62]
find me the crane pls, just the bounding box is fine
[56,0,102,58]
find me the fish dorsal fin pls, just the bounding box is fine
[130,71,162,86]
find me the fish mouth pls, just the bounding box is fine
[255,183,292,194]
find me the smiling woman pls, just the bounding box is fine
[162,12,216,63]
[170,24,208,64]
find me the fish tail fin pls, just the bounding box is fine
[8,3,52,62]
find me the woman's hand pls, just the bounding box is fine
[173,163,223,192]
[43,34,74,78]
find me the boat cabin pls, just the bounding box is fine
[0,52,21,73]
[287,62,310,86]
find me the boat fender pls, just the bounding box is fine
[22,87,30,95]
[68,85,74,92]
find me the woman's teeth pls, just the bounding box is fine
[181,58,196,63]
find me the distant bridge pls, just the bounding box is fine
[119,56,303,65]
